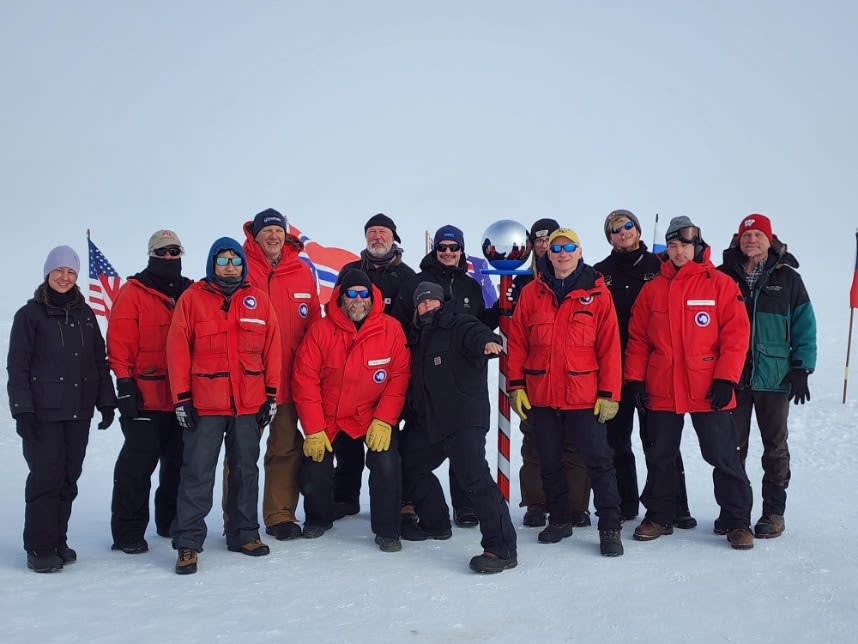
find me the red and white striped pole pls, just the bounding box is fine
[495,273,514,501]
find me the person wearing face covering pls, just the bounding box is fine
[7,245,117,573]
[167,237,282,574]
[400,281,517,573]
[106,230,193,555]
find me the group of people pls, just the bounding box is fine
[6,206,815,576]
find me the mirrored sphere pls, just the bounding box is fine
[481,219,531,270]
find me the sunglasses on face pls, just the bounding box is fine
[215,256,243,266]
[153,247,182,257]
[549,242,578,253]
[610,220,636,235]
[436,243,461,253]
[344,288,371,299]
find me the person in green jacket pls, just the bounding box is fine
[718,214,816,539]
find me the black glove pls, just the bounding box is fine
[15,412,38,441]
[625,381,649,414]
[175,400,199,431]
[97,407,115,430]
[116,377,141,419]
[785,370,810,405]
[706,379,735,411]
[256,396,277,428]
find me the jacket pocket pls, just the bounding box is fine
[753,344,790,389]
[33,376,63,409]
[565,349,598,405]
[238,354,265,409]
[195,320,228,355]
[645,352,673,400]
[686,354,717,401]
[238,318,267,353]
[190,354,230,410]
[569,310,596,346]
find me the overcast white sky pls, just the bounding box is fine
[2,1,855,320]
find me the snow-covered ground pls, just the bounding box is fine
[1,302,856,642]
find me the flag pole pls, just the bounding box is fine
[652,213,659,244]
[844,308,854,403]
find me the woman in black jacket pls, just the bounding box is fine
[7,245,116,573]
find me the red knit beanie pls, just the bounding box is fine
[738,213,772,242]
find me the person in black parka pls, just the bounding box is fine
[593,210,695,527]
[392,224,499,528]
[7,245,117,573]
[400,282,517,574]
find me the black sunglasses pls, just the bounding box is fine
[610,220,636,235]
[153,247,182,257]
[436,243,461,253]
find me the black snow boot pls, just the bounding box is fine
[56,543,77,564]
[469,551,517,574]
[538,522,574,544]
[599,529,624,557]
[27,550,63,573]
[401,522,452,542]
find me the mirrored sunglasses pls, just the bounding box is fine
[215,256,243,266]
[550,242,578,253]
[344,288,371,299]
[610,220,636,235]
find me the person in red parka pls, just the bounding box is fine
[292,269,410,553]
[107,229,192,555]
[507,227,624,557]
[237,208,321,541]
[625,216,754,550]
[167,237,282,574]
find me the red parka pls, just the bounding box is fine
[507,265,622,410]
[107,278,190,411]
[166,280,282,416]
[292,285,410,442]
[243,221,321,405]
[624,248,750,413]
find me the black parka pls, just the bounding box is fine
[592,243,660,352]
[405,306,501,443]
[393,251,499,331]
[7,284,116,421]
[339,252,416,315]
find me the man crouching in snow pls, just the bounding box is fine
[292,269,410,552]
[400,282,517,573]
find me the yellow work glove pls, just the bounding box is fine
[594,398,619,423]
[303,431,333,462]
[365,419,393,452]
[510,389,531,420]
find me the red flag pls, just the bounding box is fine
[851,231,858,309]
[88,237,123,318]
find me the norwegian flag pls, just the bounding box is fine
[286,223,359,305]
[88,237,123,318]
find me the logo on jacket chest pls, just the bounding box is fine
[243,296,257,310]
[373,369,388,383]
[298,303,309,318]
[579,295,594,305]
[694,311,711,327]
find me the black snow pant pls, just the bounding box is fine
[111,411,182,545]
[530,407,621,530]
[631,404,692,519]
[400,422,517,559]
[733,389,791,516]
[172,415,261,552]
[22,419,90,552]
[642,410,752,529]
[303,431,402,539]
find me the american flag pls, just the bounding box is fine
[88,237,123,318]
[286,223,359,305]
